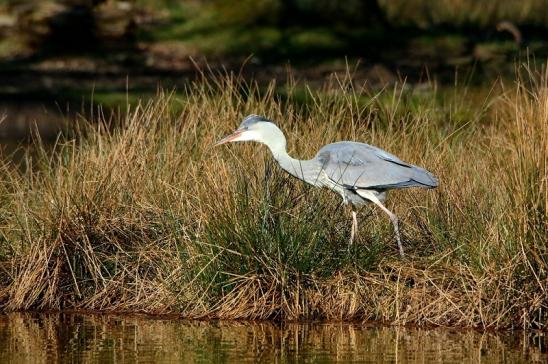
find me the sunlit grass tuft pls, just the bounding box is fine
[0,67,545,329]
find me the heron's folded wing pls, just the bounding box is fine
[316,142,438,189]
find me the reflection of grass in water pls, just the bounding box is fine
[0,66,545,330]
[1,312,544,363]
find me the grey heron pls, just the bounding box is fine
[215,115,438,256]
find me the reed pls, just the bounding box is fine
[0,66,545,330]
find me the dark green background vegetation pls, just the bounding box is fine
[1,0,547,140]
[1,0,547,88]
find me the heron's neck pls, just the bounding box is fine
[262,130,309,181]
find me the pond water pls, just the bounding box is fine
[0,313,545,363]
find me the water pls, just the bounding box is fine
[0,313,546,363]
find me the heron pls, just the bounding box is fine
[215,115,438,256]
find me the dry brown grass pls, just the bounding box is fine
[0,66,545,330]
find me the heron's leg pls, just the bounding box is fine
[372,199,403,257]
[350,210,358,245]
[356,191,404,257]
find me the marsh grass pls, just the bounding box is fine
[0,66,545,329]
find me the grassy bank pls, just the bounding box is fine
[0,66,545,330]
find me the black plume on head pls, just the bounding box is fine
[239,114,274,128]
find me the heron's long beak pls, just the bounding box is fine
[214,129,243,146]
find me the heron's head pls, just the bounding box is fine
[214,114,284,147]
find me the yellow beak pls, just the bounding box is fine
[214,129,244,146]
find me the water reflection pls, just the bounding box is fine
[0,312,545,363]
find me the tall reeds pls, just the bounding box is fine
[0,67,545,329]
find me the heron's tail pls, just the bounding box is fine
[410,166,438,188]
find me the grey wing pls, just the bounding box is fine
[316,142,438,190]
